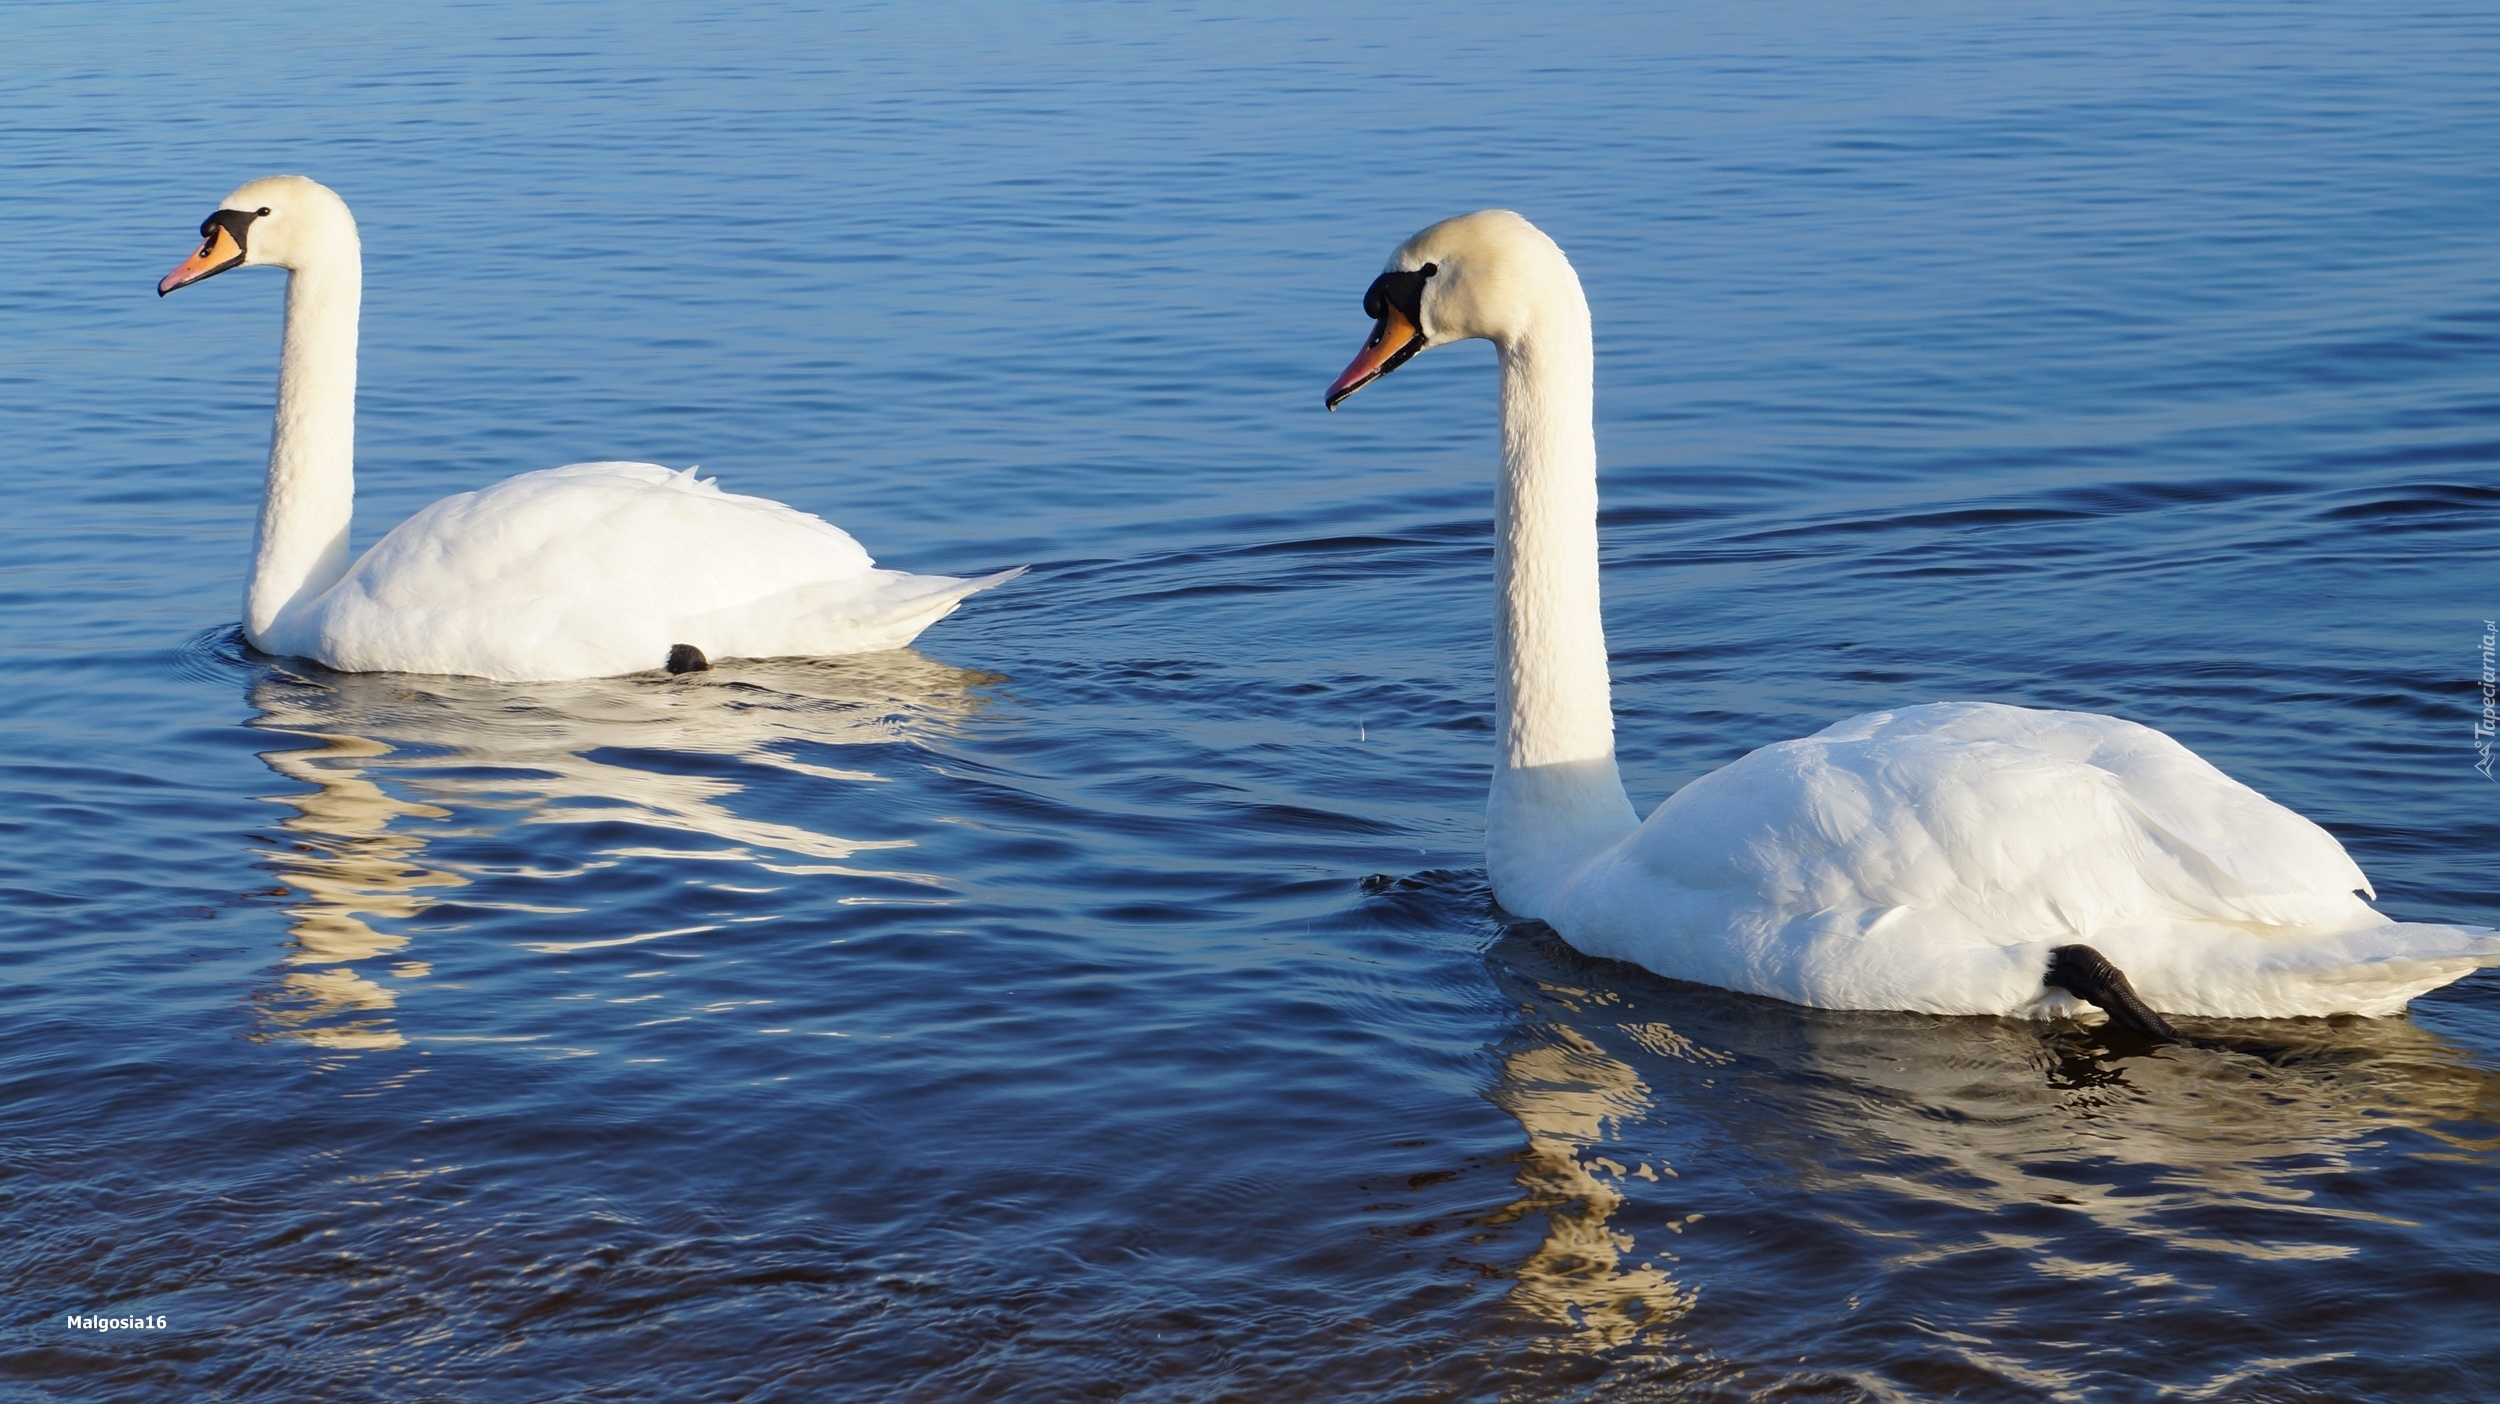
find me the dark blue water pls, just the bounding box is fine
[5,2,2498,1398]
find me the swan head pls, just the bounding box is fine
[1325,209,1584,409]
[158,175,358,296]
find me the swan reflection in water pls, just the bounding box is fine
[238,645,1001,1050]
[1476,926,2500,1367]
[1483,1014,1692,1351]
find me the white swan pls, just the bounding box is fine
[159,176,1017,682]
[1327,210,2496,1032]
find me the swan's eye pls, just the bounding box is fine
[257,207,271,217]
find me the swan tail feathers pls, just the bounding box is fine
[2147,921,2500,1018]
[682,566,1024,660]
[856,565,1025,637]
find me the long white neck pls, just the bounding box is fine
[1484,293,1638,917]
[246,242,359,647]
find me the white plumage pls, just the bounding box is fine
[160,176,1015,682]
[1330,210,2495,1023]
[295,461,1013,680]
[1558,702,2488,1018]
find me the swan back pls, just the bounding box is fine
[291,463,885,679]
[1554,703,2491,1018]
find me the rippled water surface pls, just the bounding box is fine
[6,2,2499,1399]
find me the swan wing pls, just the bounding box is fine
[1557,702,2495,1017]
[292,463,1000,680]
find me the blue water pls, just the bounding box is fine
[6,1,2499,1398]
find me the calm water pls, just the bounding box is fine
[5,2,2498,1399]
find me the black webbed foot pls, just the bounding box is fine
[2044,943,2181,1045]
[664,644,710,675]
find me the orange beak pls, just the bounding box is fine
[159,223,245,296]
[1325,304,1425,410]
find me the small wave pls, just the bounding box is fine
[2314,481,2500,526]
[168,623,259,688]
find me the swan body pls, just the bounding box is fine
[1328,210,2496,1022]
[277,461,1012,680]
[160,176,1015,682]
